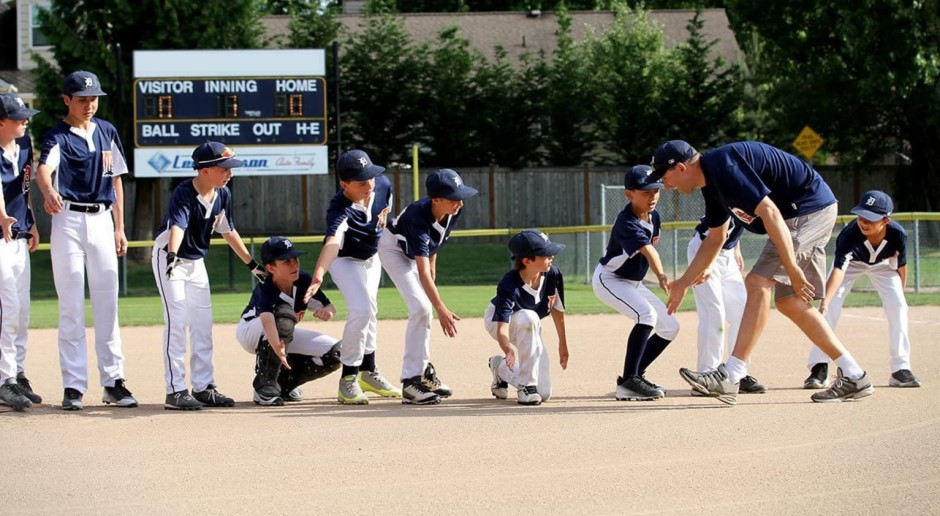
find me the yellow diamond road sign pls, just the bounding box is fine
[793,126,824,160]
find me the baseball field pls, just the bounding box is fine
[4,306,938,514]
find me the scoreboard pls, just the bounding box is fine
[133,77,326,147]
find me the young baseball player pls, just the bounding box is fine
[236,236,342,406]
[485,230,569,406]
[308,149,400,405]
[378,168,478,405]
[804,190,920,389]
[687,217,766,394]
[35,70,137,411]
[0,94,41,411]
[593,165,679,401]
[653,140,873,405]
[152,141,268,410]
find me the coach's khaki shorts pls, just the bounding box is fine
[750,203,837,301]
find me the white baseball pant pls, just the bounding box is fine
[152,245,216,394]
[329,255,380,368]
[51,208,124,392]
[592,265,680,341]
[0,238,31,382]
[483,304,553,400]
[808,261,911,372]
[687,236,746,372]
[235,317,338,356]
[378,230,432,381]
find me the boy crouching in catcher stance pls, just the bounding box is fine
[235,236,341,406]
[153,142,268,410]
[485,230,569,406]
[593,165,678,401]
[804,190,921,389]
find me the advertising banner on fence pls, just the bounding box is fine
[134,145,328,178]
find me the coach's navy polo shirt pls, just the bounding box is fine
[38,118,127,206]
[387,196,462,259]
[598,204,661,281]
[325,174,393,260]
[832,220,907,270]
[490,266,566,323]
[154,180,235,260]
[699,142,836,233]
[694,216,745,250]
[1,135,35,234]
[241,270,332,320]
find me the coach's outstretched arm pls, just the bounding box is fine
[754,197,814,304]
[667,220,727,314]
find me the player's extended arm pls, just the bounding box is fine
[112,175,127,256]
[638,244,670,294]
[222,229,268,281]
[36,163,63,214]
[310,235,341,297]
[551,309,569,370]
[819,267,845,315]
[755,197,814,303]
[495,322,516,369]
[259,312,290,368]
[429,253,438,283]
[668,221,726,314]
[416,255,459,337]
[898,265,908,289]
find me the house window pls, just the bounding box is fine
[31,4,52,48]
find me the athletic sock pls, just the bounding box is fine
[638,335,671,374]
[835,352,865,380]
[361,352,376,373]
[622,324,653,378]
[341,364,359,378]
[725,356,748,384]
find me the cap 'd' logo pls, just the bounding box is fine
[453,175,462,187]
[83,77,93,88]
[865,196,876,206]
[539,232,549,241]
[282,239,293,249]
[15,98,25,108]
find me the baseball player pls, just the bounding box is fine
[378,168,478,405]
[0,94,41,411]
[485,230,569,406]
[804,190,920,389]
[35,70,137,411]
[236,236,342,406]
[593,165,679,401]
[687,217,766,394]
[308,150,400,405]
[653,140,873,405]
[152,141,267,410]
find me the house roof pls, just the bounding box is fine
[261,9,740,65]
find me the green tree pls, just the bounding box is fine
[32,0,265,257]
[727,0,940,210]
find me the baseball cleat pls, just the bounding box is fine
[422,362,453,398]
[253,385,284,406]
[517,385,542,406]
[282,387,304,402]
[402,377,441,405]
[338,374,369,405]
[16,373,42,404]
[102,379,138,408]
[193,385,235,407]
[889,369,921,388]
[615,376,662,401]
[739,375,766,394]
[359,370,403,398]
[0,382,32,411]
[803,363,829,389]
[638,375,666,397]
[488,356,509,399]
[811,368,874,402]
[678,364,738,405]
[62,388,84,411]
[165,391,202,411]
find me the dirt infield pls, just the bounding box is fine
[5,306,939,514]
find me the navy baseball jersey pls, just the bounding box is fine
[154,180,234,260]
[241,270,331,320]
[38,118,128,205]
[1,135,35,234]
[695,216,745,250]
[325,174,393,260]
[833,220,907,270]
[700,142,836,233]
[387,196,462,259]
[490,266,566,323]
[598,205,661,281]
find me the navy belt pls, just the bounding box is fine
[15,231,31,240]
[65,201,107,213]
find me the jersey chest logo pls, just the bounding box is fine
[21,164,32,194]
[730,207,758,225]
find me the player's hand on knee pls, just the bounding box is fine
[247,260,269,282]
[505,348,516,370]
[314,304,336,321]
[165,252,182,280]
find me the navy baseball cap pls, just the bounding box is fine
[261,236,306,264]
[851,190,894,222]
[191,141,244,170]
[427,169,478,201]
[509,230,566,259]
[337,149,384,182]
[0,94,39,120]
[650,140,697,181]
[624,164,663,191]
[63,70,107,97]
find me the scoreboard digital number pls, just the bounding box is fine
[133,77,327,147]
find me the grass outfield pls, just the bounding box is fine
[27,283,940,329]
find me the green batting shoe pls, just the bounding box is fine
[359,370,403,398]
[337,374,369,405]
